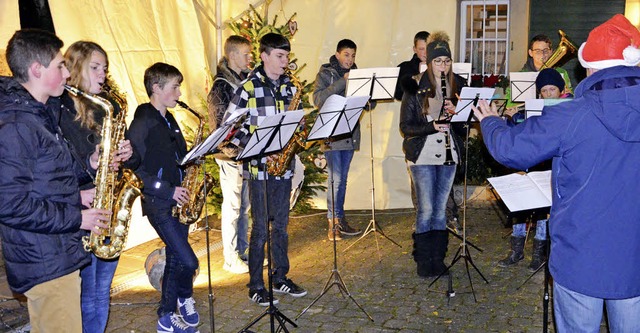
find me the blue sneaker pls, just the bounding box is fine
[157,313,199,333]
[177,297,200,327]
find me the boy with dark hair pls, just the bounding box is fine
[313,38,365,240]
[129,62,200,333]
[224,32,307,306]
[0,29,110,332]
[395,30,430,100]
[207,35,252,274]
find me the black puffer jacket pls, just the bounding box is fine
[0,76,89,294]
[394,54,423,101]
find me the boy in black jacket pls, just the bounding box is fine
[128,62,200,333]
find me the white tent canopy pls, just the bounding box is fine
[0,0,459,211]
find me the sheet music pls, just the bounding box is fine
[222,107,249,126]
[180,124,232,165]
[509,72,538,102]
[488,170,552,212]
[451,87,495,122]
[525,98,572,119]
[525,99,544,119]
[237,110,305,160]
[346,67,400,100]
[452,62,472,86]
[307,94,369,141]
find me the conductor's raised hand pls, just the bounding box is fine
[472,99,499,122]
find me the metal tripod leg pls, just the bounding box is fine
[297,170,373,322]
[296,269,373,322]
[343,103,401,260]
[343,218,401,259]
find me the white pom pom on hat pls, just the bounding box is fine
[578,14,640,69]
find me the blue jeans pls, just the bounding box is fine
[325,149,354,219]
[216,159,250,263]
[80,254,118,333]
[248,178,291,290]
[146,201,199,317]
[512,219,547,240]
[554,281,640,332]
[409,164,456,233]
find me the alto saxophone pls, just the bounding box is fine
[266,72,307,176]
[172,101,214,225]
[64,84,143,259]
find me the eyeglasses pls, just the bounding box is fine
[532,48,552,55]
[433,58,452,66]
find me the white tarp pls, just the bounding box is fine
[0,0,459,213]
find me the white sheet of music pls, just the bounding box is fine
[306,94,369,141]
[346,67,400,100]
[237,110,305,160]
[451,87,495,122]
[488,170,552,212]
[510,72,539,102]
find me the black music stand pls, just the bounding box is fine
[342,67,402,258]
[428,91,491,302]
[179,114,241,333]
[295,94,373,322]
[234,110,305,333]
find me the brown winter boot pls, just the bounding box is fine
[328,218,342,241]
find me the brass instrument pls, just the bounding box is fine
[438,72,456,166]
[172,100,214,225]
[265,71,306,177]
[64,84,143,259]
[541,30,578,69]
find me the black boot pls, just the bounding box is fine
[431,230,449,276]
[498,236,525,267]
[412,232,432,277]
[528,239,548,271]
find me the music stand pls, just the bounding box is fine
[234,110,305,333]
[429,89,491,302]
[509,72,538,103]
[295,94,373,322]
[179,117,241,333]
[342,67,402,258]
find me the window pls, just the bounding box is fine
[459,0,510,76]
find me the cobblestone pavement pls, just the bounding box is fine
[0,193,610,332]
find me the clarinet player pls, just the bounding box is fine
[399,31,467,278]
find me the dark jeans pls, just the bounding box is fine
[146,198,199,317]
[248,178,292,290]
[80,254,118,333]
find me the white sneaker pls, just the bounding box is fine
[223,256,249,274]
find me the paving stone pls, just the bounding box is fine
[0,198,613,332]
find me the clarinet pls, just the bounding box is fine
[440,72,456,166]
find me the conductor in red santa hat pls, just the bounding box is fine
[473,14,640,333]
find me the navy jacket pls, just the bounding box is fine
[481,66,640,298]
[128,103,187,213]
[0,77,89,293]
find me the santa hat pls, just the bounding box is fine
[578,14,640,69]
